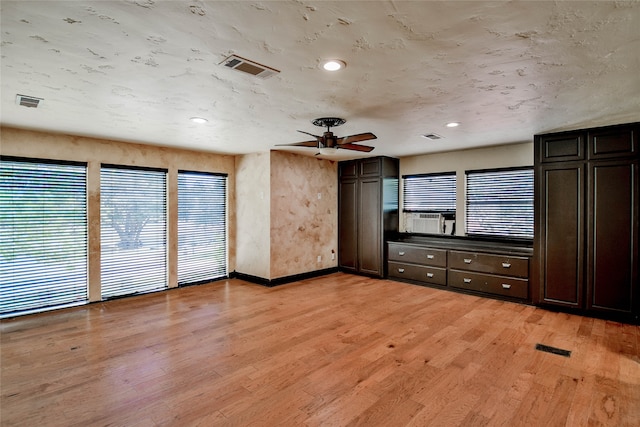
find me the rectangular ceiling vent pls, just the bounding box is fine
[219,54,280,79]
[422,133,443,140]
[16,94,43,108]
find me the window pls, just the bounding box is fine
[403,172,456,212]
[100,166,167,299]
[0,157,87,316]
[178,171,227,285]
[466,167,533,239]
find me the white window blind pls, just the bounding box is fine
[466,168,534,239]
[177,171,227,285]
[0,158,87,316]
[100,166,167,299]
[403,173,456,212]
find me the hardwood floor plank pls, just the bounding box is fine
[1,273,638,426]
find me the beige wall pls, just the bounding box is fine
[235,151,339,280]
[235,152,271,279]
[400,142,533,235]
[270,151,338,279]
[1,127,236,300]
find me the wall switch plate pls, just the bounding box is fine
[317,255,321,262]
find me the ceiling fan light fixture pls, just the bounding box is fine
[322,59,346,71]
[319,147,338,155]
[190,117,208,124]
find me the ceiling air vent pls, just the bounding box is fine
[422,133,443,140]
[219,54,280,79]
[16,94,43,108]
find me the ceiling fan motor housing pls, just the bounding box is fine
[323,132,338,148]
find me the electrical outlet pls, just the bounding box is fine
[317,255,322,262]
[317,192,322,200]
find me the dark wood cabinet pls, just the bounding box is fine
[387,238,532,301]
[538,162,585,308]
[587,159,639,314]
[534,122,639,323]
[338,157,399,277]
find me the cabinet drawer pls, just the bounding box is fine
[449,270,528,299]
[448,251,528,278]
[388,243,447,267]
[388,262,447,286]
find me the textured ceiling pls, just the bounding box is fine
[1,1,639,159]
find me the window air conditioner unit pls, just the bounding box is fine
[405,212,444,234]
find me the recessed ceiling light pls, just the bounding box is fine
[190,117,208,124]
[322,60,346,71]
[446,122,460,128]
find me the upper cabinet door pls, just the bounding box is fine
[536,131,585,163]
[340,160,358,179]
[359,158,382,177]
[588,124,639,160]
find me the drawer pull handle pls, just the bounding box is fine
[464,259,472,264]
[463,278,472,283]
[398,251,405,256]
[426,273,434,278]
[502,262,511,268]
[502,284,511,289]
[427,254,435,259]
[398,268,405,273]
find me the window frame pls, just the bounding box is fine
[465,166,534,241]
[402,172,457,214]
[99,164,168,300]
[0,156,88,316]
[177,170,228,286]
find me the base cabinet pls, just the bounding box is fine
[535,122,639,323]
[388,239,532,302]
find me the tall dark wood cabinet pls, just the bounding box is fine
[338,156,399,278]
[534,122,639,323]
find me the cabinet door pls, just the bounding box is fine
[588,124,638,160]
[588,160,639,314]
[358,177,382,276]
[359,157,381,177]
[539,163,585,307]
[338,179,358,272]
[537,131,585,163]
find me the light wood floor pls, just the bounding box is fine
[1,273,639,426]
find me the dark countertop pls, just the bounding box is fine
[388,233,534,257]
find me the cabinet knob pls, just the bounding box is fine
[502,284,511,289]
[398,268,405,273]
[398,251,405,256]
[427,254,435,259]
[427,273,434,278]
[463,278,472,283]
[502,262,511,268]
[464,259,472,264]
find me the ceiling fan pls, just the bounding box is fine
[277,117,376,154]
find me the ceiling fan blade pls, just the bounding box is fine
[275,140,318,147]
[337,143,375,152]
[338,132,377,144]
[297,130,321,139]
